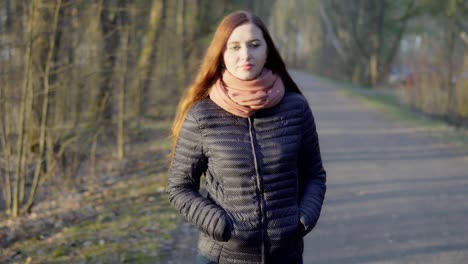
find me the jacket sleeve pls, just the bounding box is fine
[298,100,327,235]
[166,110,231,241]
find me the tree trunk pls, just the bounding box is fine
[117,23,130,161]
[319,3,345,60]
[176,0,187,85]
[130,0,164,118]
[52,1,69,128]
[369,48,378,85]
[381,0,414,83]
[446,11,457,118]
[68,4,79,127]
[13,0,36,217]
[97,0,127,123]
[23,0,63,214]
[0,66,12,214]
[4,0,12,31]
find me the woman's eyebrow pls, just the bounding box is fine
[227,39,261,44]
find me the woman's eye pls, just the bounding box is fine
[230,46,240,50]
[250,42,260,48]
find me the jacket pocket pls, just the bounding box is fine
[296,206,306,237]
[222,212,233,241]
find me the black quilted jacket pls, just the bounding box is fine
[167,92,327,264]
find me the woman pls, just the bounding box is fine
[167,10,326,264]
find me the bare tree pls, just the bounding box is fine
[97,0,128,123]
[129,0,164,119]
[117,4,131,161]
[0,0,281,220]
[11,0,36,217]
[319,0,415,86]
[23,0,63,214]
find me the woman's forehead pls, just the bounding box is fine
[227,23,264,43]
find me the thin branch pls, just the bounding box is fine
[319,2,346,60]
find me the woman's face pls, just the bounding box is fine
[223,23,268,81]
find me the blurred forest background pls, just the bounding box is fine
[0,0,467,261]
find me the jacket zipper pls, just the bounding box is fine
[248,118,267,264]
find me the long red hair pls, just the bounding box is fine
[170,10,301,161]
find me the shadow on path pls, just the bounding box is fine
[294,71,468,264]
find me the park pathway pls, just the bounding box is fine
[160,70,468,264]
[296,71,468,264]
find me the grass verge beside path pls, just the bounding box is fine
[318,76,468,149]
[0,119,183,264]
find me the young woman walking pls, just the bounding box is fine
[167,10,327,264]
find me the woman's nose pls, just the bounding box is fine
[240,46,251,60]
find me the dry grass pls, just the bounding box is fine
[0,118,183,263]
[399,75,468,124]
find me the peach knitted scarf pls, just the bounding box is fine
[209,69,285,118]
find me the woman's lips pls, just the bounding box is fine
[240,64,254,70]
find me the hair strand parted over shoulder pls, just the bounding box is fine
[169,10,301,162]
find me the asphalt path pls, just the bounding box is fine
[295,71,468,264]
[160,70,468,264]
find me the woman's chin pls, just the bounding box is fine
[234,71,260,81]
